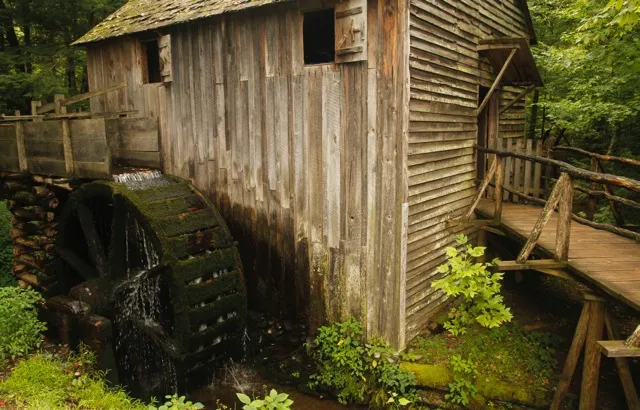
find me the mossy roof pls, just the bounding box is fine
[73,0,291,45]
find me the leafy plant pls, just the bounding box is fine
[307,318,417,408]
[0,350,147,409]
[148,394,204,410]
[431,234,512,335]
[0,285,47,361]
[237,389,293,410]
[0,201,15,287]
[386,392,412,409]
[445,355,478,406]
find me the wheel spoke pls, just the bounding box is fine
[109,196,127,279]
[77,204,109,277]
[58,247,100,279]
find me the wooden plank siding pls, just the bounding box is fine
[163,1,408,347]
[83,0,409,347]
[406,0,531,342]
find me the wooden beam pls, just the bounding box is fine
[555,145,640,168]
[536,268,575,281]
[516,173,569,263]
[477,145,640,194]
[603,312,640,409]
[477,48,518,116]
[15,122,27,173]
[447,219,498,227]
[494,157,504,222]
[555,173,573,261]
[580,297,605,410]
[598,340,640,358]
[495,259,568,271]
[500,84,536,114]
[463,159,498,220]
[37,82,127,114]
[550,303,591,410]
[61,119,74,176]
[477,43,521,51]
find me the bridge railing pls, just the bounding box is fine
[457,145,640,269]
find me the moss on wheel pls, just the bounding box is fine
[54,176,247,395]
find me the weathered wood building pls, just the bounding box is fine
[73,0,542,348]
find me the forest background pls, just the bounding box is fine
[1,0,638,153]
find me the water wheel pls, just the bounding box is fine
[55,173,246,398]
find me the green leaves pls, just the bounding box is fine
[307,318,418,407]
[148,394,204,410]
[431,235,512,335]
[0,286,47,361]
[236,389,293,410]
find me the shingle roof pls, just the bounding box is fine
[73,0,291,45]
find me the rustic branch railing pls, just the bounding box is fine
[553,145,640,227]
[457,145,640,269]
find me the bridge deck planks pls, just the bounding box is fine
[477,199,640,311]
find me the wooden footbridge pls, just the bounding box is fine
[454,142,640,409]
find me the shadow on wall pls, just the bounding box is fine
[212,192,326,330]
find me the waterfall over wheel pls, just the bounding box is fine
[54,172,246,399]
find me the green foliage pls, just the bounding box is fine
[0,0,125,114]
[0,201,16,287]
[410,323,561,388]
[148,394,204,410]
[445,355,478,407]
[236,389,293,410]
[431,235,512,335]
[0,346,147,409]
[0,285,47,361]
[307,318,417,408]
[528,0,640,159]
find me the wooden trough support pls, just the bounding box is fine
[550,294,640,410]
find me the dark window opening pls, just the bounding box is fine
[143,40,161,84]
[304,9,335,65]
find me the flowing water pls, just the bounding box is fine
[112,169,178,397]
[189,361,357,410]
[108,171,353,407]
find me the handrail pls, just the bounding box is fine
[455,144,640,271]
[476,145,640,194]
[554,145,640,168]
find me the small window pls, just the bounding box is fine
[304,9,335,65]
[142,40,161,84]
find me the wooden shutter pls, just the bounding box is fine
[334,0,367,63]
[158,35,172,83]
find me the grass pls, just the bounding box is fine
[406,322,563,390]
[0,347,148,409]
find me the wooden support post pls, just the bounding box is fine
[61,119,74,176]
[30,101,42,121]
[550,302,591,410]
[604,312,640,409]
[499,84,536,114]
[15,121,27,173]
[477,48,518,116]
[556,173,573,261]
[494,156,504,223]
[516,173,569,263]
[463,159,498,220]
[580,294,605,410]
[54,94,67,114]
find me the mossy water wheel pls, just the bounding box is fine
[55,175,246,398]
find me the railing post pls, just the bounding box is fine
[556,172,573,261]
[494,154,504,223]
[586,157,598,220]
